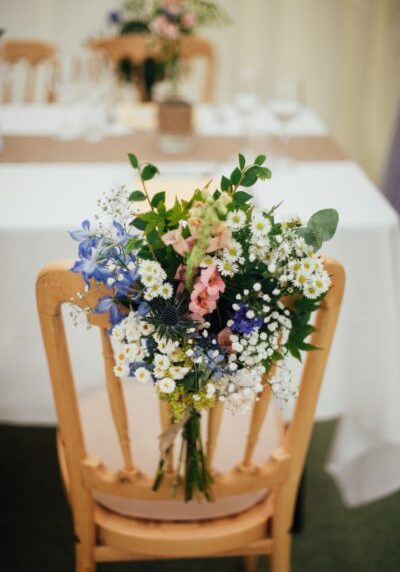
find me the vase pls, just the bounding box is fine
[157,100,193,154]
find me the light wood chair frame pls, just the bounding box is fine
[2,39,57,103]
[89,35,216,102]
[36,258,344,572]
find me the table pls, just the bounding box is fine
[1,103,400,508]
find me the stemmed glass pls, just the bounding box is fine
[269,77,303,166]
[234,68,261,149]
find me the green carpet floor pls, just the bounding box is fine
[1,421,399,571]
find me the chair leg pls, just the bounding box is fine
[270,531,292,572]
[75,540,95,572]
[243,555,258,572]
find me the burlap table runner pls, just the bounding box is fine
[0,133,347,163]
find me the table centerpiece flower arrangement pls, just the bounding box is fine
[70,152,338,501]
[105,0,229,102]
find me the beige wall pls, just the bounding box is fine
[1,0,399,183]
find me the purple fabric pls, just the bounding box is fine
[383,105,400,213]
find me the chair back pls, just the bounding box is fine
[36,258,344,517]
[2,39,57,102]
[89,35,215,102]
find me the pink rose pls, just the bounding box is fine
[181,11,196,30]
[217,327,233,353]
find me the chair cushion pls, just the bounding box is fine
[79,381,283,521]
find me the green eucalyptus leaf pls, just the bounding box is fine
[141,163,159,181]
[241,170,258,187]
[238,153,246,169]
[308,209,339,243]
[129,190,146,201]
[128,153,139,169]
[295,226,319,248]
[213,189,221,200]
[151,191,165,208]
[147,228,159,243]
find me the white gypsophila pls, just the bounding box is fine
[268,363,298,403]
[134,367,152,384]
[227,209,246,231]
[206,382,216,398]
[251,212,271,237]
[95,185,135,227]
[157,377,176,394]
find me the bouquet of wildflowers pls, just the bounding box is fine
[70,152,338,501]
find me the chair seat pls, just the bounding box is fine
[78,382,284,521]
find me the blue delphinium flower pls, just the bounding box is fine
[232,304,263,335]
[94,296,125,326]
[69,220,98,257]
[206,348,226,379]
[111,220,133,246]
[71,243,112,287]
[107,10,122,25]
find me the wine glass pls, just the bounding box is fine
[233,68,261,153]
[269,77,303,163]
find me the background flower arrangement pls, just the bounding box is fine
[70,153,338,501]
[105,0,229,100]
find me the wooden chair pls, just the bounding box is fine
[1,39,57,102]
[36,258,344,572]
[89,35,216,102]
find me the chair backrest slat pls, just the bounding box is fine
[100,328,136,475]
[159,400,174,473]
[241,380,273,468]
[2,39,56,103]
[206,399,224,469]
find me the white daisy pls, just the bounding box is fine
[227,209,246,231]
[157,377,176,394]
[217,259,238,277]
[139,321,154,336]
[113,362,129,377]
[223,240,243,262]
[134,367,152,384]
[160,282,173,299]
[154,354,170,370]
[200,254,216,268]
[251,213,271,236]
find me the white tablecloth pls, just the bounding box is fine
[0,103,327,138]
[1,106,399,508]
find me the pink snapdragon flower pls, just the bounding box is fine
[162,224,194,256]
[181,11,196,30]
[189,265,225,320]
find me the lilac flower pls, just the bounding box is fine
[69,220,98,257]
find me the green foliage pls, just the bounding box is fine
[295,208,339,250]
[141,163,159,181]
[238,153,246,169]
[129,190,146,201]
[128,153,139,169]
[151,191,166,208]
[233,191,253,206]
[287,297,319,360]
